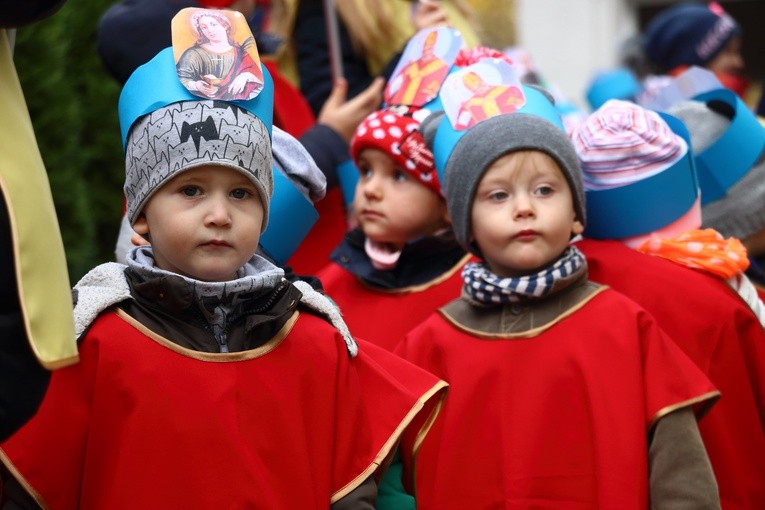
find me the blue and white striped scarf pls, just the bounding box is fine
[463,246,587,305]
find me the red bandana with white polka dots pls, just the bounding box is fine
[351,108,441,196]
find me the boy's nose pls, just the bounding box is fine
[362,176,383,199]
[205,197,232,226]
[513,194,535,218]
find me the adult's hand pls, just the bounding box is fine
[317,77,385,143]
[411,0,450,31]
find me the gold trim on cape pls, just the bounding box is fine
[0,449,50,510]
[439,285,609,339]
[649,391,721,430]
[330,380,448,503]
[114,308,297,361]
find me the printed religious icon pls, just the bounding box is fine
[385,27,463,107]
[172,7,264,101]
[441,58,525,131]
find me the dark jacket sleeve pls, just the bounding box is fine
[299,124,349,189]
[648,406,721,509]
[292,0,373,116]
[0,194,50,444]
[1,467,43,510]
[0,0,67,28]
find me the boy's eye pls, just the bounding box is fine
[359,167,373,179]
[394,169,409,182]
[181,186,201,197]
[488,190,508,201]
[535,185,553,197]
[230,188,251,199]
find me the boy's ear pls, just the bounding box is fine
[132,215,149,236]
[571,219,584,236]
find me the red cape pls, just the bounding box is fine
[317,255,473,351]
[396,288,718,509]
[578,238,765,509]
[1,310,446,509]
[263,59,315,139]
[287,187,349,276]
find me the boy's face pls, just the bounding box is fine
[132,165,264,282]
[353,148,448,249]
[707,36,745,76]
[470,150,583,278]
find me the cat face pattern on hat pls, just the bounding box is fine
[125,100,272,230]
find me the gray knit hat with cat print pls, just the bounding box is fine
[125,100,273,231]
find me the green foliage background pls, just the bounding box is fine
[14,0,124,283]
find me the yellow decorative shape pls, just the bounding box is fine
[0,30,78,369]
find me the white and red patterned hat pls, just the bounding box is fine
[350,107,441,196]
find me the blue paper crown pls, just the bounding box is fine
[583,113,700,240]
[585,68,642,111]
[118,47,316,266]
[119,47,274,148]
[259,166,319,265]
[431,84,564,185]
[690,88,765,205]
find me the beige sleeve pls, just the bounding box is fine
[649,406,721,510]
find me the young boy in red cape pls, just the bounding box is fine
[315,103,470,352]
[394,84,721,508]
[315,42,515,352]
[571,98,765,508]
[0,34,447,508]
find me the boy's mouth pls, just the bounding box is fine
[513,229,539,240]
[360,208,384,218]
[202,240,232,247]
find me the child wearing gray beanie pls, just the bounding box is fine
[394,83,720,508]
[0,12,451,508]
[431,110,586,254]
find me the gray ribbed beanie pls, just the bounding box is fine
[668,99,765,241]
[125,100,273,231]
[422,112,586,252]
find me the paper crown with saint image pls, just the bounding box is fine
[118,7,324,265]
[346,27,514,201]
[417,57,586,252]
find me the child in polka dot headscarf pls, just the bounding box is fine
[316,104,472,354]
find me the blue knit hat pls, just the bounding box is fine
[642,2,740,72]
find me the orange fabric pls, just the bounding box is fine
[637,228,749,279]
